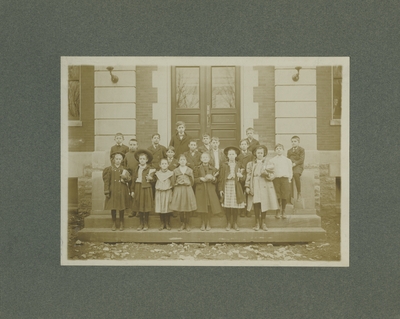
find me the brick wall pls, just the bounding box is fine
[317,66,341,150]
[253,66,275,151]
[136,66,158,147]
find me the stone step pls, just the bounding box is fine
[92,205,316,216]
[77,227,326,243]
[84,214,321,229]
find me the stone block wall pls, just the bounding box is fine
[319,164,339,215]
[77,165,93,214]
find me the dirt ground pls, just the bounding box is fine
[67,210,340,262]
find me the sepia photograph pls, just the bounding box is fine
[61,56,349,266]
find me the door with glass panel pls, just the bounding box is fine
[171,66,240,148]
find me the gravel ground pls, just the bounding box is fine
[67,210,340,262]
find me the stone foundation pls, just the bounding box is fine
[77,165,92,214]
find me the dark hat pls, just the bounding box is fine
[134,149,153,163]
[224,146,241,157]
[252,145,268,156]
[110,151,125,159]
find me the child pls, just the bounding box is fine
[270,144,293,219]
[237,138,253,217]
[245,145,279,231]
[184,139,202,170]
[209,136,227,170]
[166,146,179,171]
[218,146,246,231]
[245,128,260,153]
[123,138,139,173]
[287,136,305,200]
[123,138,139,217]
[165,146,179,218]
[169,154,197,231]
[130,150,155,231]
[110,132,129,155]
[194,152,222,231]
[154,158,174,231]
[102,152,131,231]
[169,121,192,158]
[147,133,167,170]
[198,133,211,153]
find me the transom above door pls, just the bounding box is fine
[171,66,241,149]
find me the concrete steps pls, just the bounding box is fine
[77,227,326,243]
[83,214,322,229]
[77,207,326,243]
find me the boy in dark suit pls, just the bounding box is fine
[209,136,226,170]
[237,138,253,217]
[169,121,192,158]
[245,128,260,153]
[148,133,167,170]
[198,133,211,153]
[110,132,129,155]
[184,139,202,170]
[123,138,139,217]
[287,136,305,200]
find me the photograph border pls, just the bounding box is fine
[61,56,349,267]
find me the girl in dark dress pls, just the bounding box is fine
[130,150,155,231]
[194,152,222,231]
[218,146,246,231]
[102,152,131,231]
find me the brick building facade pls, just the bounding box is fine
[65,58,346,242]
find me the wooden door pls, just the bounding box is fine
[171,66,240,149]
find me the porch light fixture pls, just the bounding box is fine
[106,66,119,83]
[292,66,302,82]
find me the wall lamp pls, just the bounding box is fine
[292,66,302,82]
[106,66,119,83]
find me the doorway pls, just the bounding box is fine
[171,66,241,148]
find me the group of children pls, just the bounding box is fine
[102,122,305,232]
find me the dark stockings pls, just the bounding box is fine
[293,173,301,197]
[253,204,261,230]
[225,208,239,231]
[111,210,117,231]
[179,212,191,232]
[143,212,149,231]
[119,210,124,231]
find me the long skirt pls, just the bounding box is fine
[169,185,197,212]
[155,189,172,214]
[132,183,154,212]
[223,180,245,209]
